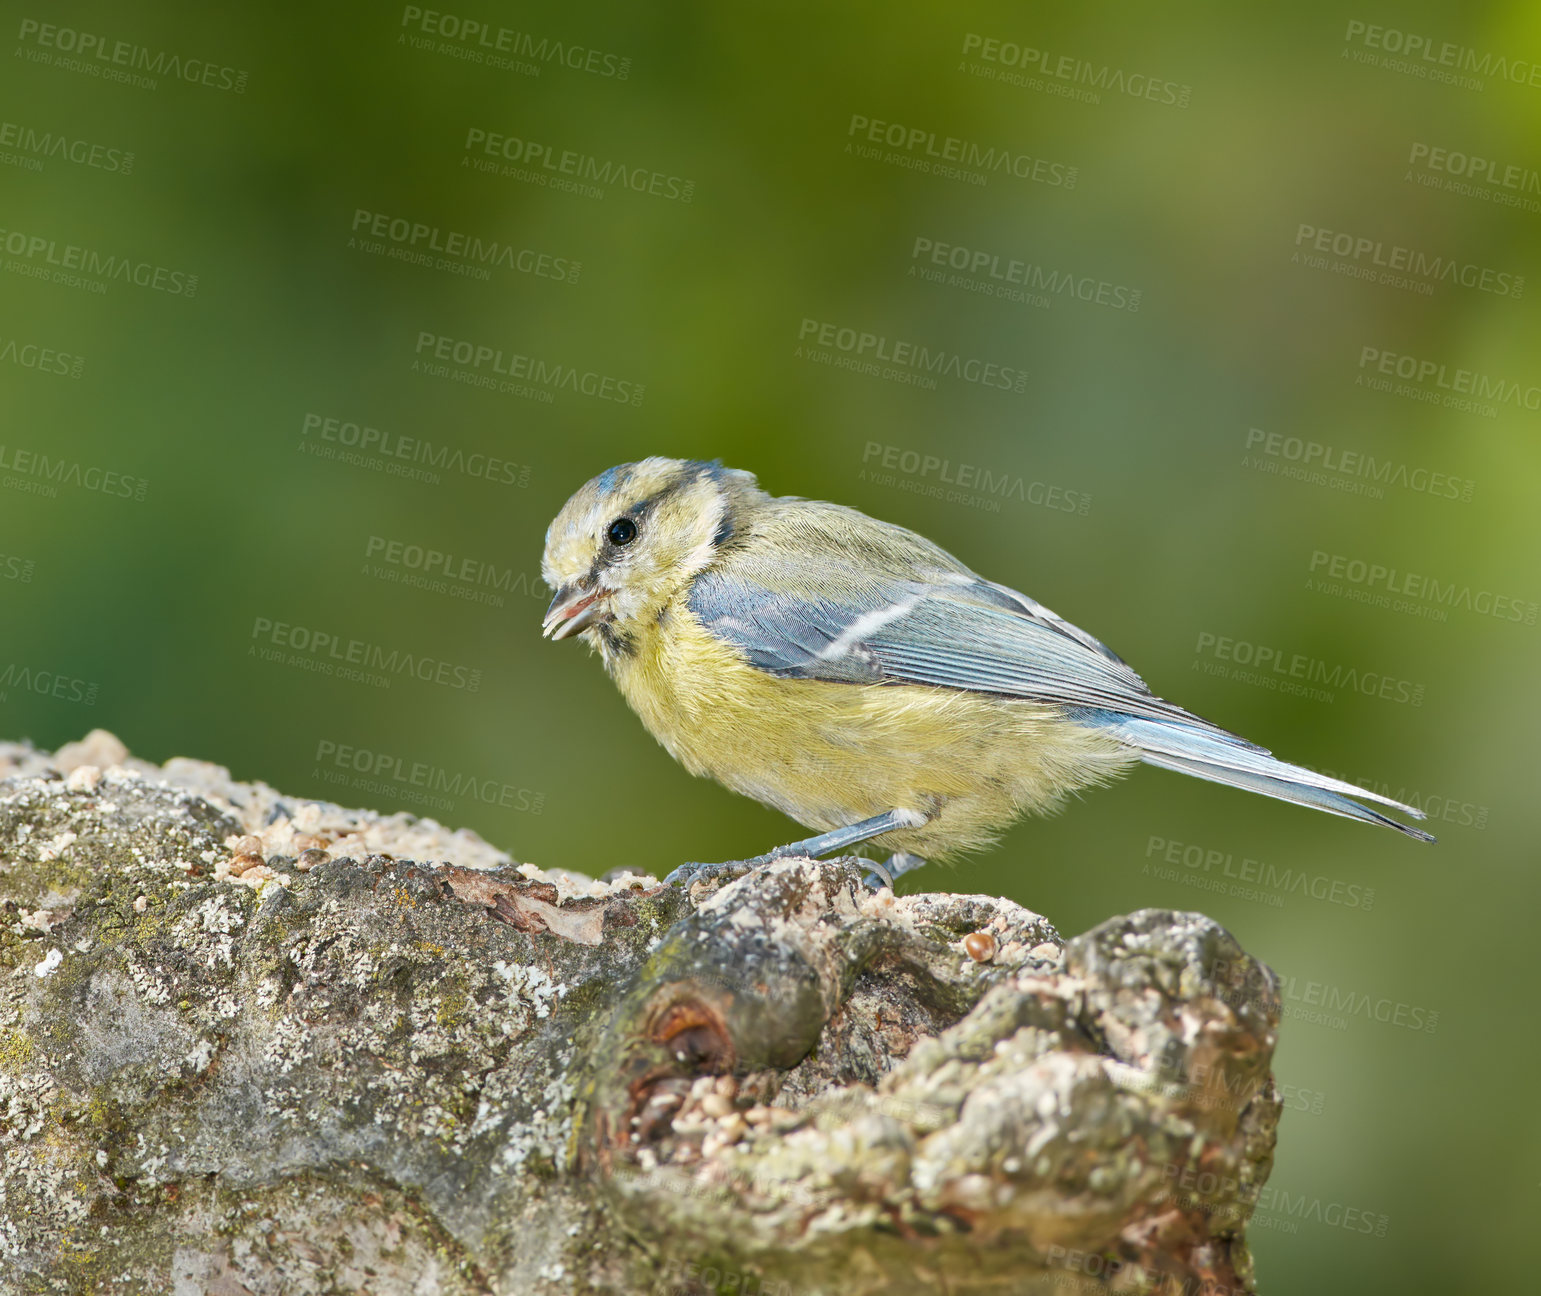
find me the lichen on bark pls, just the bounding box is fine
[0,732,1281,1295]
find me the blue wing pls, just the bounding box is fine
[685,501,1432,840]
[686,550,1182,722]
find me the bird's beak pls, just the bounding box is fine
[542,582,604,640]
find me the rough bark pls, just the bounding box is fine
[0,732,1280,1295]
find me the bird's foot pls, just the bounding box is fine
[665,815,932,890]
[662,859,759,888]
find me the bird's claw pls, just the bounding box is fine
[860,859,896,891]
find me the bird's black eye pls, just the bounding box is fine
[607,517,637,547]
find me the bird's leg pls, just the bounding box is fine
[861,852,928,891]
[758,809,929,863]
[664,809,929,887]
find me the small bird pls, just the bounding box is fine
[541,458,1433,885]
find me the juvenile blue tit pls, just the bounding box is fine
[541,457,1433,884]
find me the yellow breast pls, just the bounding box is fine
[600,598,1136,860]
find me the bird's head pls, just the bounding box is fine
[541,457,761,652]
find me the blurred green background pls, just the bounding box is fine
[3,1,1538,1290]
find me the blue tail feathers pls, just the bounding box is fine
[1074,710,1436,843]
